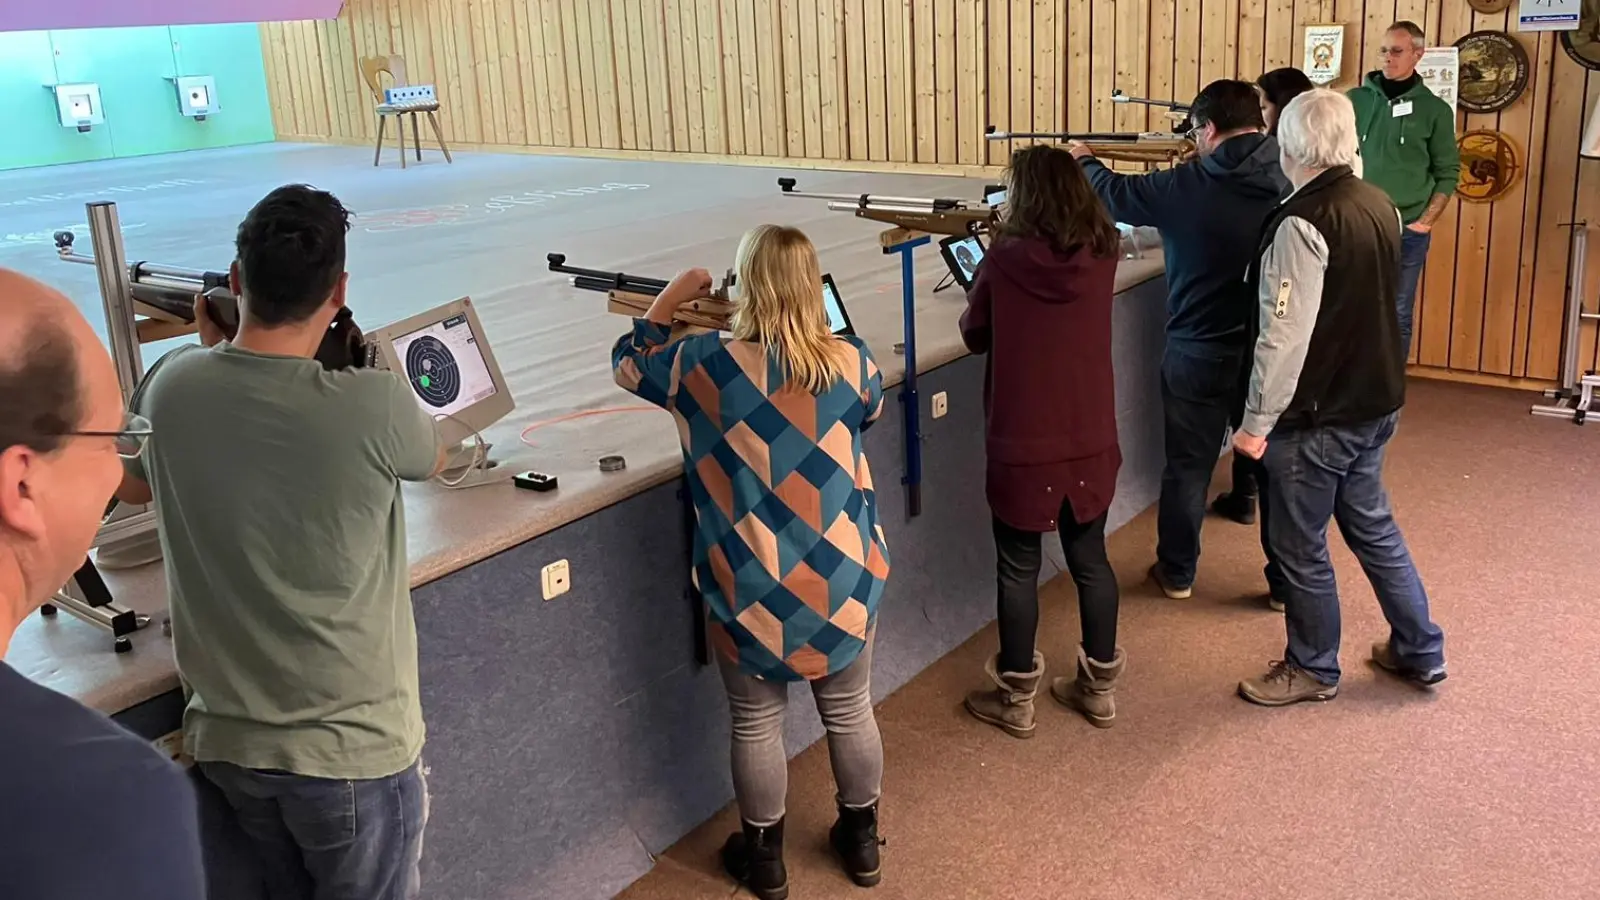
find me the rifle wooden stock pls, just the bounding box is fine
[828,202,993,237]
[606,289,733,330]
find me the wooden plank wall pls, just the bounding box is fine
[261,0,1600,385]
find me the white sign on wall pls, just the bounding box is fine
[1418,46,1461,116]
[1518,0,1581,32]
[1303,24,1347,85]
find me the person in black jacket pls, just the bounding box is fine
[1232,89,1446,707]
[1070,79,1288,604]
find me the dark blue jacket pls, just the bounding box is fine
[1082,133,1289,349]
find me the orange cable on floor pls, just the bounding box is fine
[518,406,663,446]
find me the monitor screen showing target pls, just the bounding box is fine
[370,297,515,447]
[391,314,496,417]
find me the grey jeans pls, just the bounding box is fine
[717,639,884,827]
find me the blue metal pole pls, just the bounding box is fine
[888,236,929,518]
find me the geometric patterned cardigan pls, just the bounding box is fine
[612,319,891,682]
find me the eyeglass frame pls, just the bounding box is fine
[56,412,153,460]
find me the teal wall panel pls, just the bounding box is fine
[0,23,275,172]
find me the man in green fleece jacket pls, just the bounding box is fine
[1347,20,1459,353]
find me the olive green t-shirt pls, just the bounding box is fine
[127,343,439,780]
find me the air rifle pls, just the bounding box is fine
[547,253,736,330]
[985,88,1196,166]
[776,177,996,240]
[1110,89,1195,133]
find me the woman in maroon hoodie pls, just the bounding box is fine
[960,144,1127,738]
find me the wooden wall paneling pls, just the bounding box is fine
[302,20,331,137]
[428,0,459,144]
[594,1,625,149]
[323,17,354,140]
[1262,0,1294,73]
[912,0,936,162]
[267,23,298,136]
[1237,0,1266,82]
[695,0,725,153]
[673,0,704,152]
[1508,34,1554,375]
[935,0,957,164]
[752,0,782,157]
[955,0,981,165]
[799,0,823,158]
[1091,0,1116,132]
[1479,29,1543,375]
[626,0,653,150]
[1360,0,1394,90]
[1578,73,1600,374]
[314,19,341,139]
[539,1,573,147]
[716,0,743,155]
[519,0,551,145]
[469,0,503,146]
[818,0,845,160]
[884,0,909,161]
[863,0,887,160]
[287,20,314,136]
[498,0,528,146]
[785,2,811,158]
[1148,0,1175,128]
[1034,0,1057,135]
[1066,0,1092,134]
[844,0,868,159]
[260,25,289,136]
[1199,0,1230,90]
[451,0,484,144]
[1445,3,1493,372]
[1173,0,1198,104]
[1415,1,1469,366]
[387,0,404,59]
[1114,0,1147,133]
[1009,0,1031,136]
[984,0,1008,164]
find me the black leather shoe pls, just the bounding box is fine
[1211,491,1257,525]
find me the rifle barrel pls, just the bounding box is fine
[986,130,1151,141]
[549,256,671,292]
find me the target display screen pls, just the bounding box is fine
[390,313,497,417]
[820,274,854,336]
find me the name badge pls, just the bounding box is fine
[1392,101,1414,117]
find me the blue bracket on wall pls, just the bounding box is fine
[883,231,931,519]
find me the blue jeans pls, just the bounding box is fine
[199,759,429,900]
[1261,413,1445,684]
[1397,227,1432,353]
[1157,342,1245,586]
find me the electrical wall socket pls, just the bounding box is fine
[931,392,949,419]
[541,559,571,601]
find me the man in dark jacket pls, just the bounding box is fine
[1070,79,1289,602]
[1232,89,1446,707]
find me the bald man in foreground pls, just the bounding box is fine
[0,269,206,899]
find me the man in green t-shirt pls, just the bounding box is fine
[118,185,445,900]
[1347,20,1460,353]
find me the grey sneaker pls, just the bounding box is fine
[1370,641,1447,687]
[1238,661,1338,707]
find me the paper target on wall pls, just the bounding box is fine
[1454,31,1530,113]
[1561,0,1600,71]
[1456,130,1521,203]
[404,334,462,408]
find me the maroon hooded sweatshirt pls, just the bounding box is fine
[958,235,1121,532]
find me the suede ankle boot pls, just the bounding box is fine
[720,817,788,900]
[963,652,1046,739]
[1050,646,1126,728]
[829,800,884,887]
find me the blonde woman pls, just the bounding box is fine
[612,225,890,899]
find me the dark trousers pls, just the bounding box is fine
[1226,451,1259,499]
[1397,228,1432,353]
[1157,343,1245,587]
[1244,452,1289,601]
[1262,412,1446,684]
[993,504,1119,671]
[199,759,429,900]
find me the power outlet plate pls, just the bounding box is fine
[541,559,571,601]
[931,392,949,419]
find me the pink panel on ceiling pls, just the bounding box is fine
[1,0,345,33]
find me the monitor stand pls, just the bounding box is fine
[439,440,500,482]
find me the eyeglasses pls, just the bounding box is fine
[63,412,153,460]
[1379,46,1417,57]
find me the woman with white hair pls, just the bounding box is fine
[1231,88,1447,708]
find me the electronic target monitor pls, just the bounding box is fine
[370,297,515,446]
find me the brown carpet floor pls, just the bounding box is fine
[619,380,1600,900]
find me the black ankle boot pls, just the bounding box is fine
[721,818,788,900]
[1211,491,1257,525]
[829,802,884,887]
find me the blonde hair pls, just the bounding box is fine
[730,224,850,394]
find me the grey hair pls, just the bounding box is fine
[1388,20,1425,47]
[1277,89,1360,171]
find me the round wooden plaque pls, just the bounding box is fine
[1454,31,1530,114]
[1561,1,1600,71]
[1466,0,1512,13]
[1456,130,1520,204]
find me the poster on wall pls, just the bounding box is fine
[1418,46,1461,116]
[1518,0,1581,31]
[1303,24,1346,84]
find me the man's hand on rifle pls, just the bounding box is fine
[646,268,715,326]
[1066,141,1096,161]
